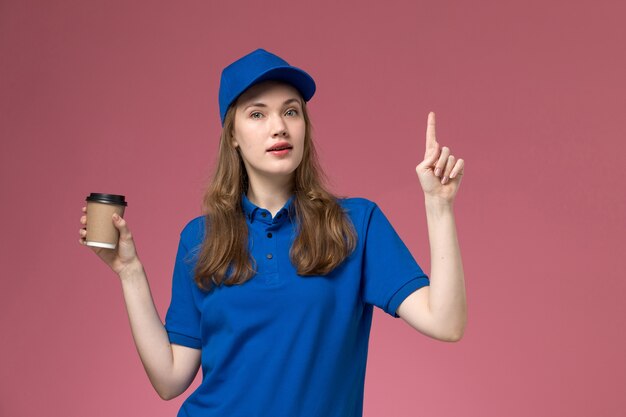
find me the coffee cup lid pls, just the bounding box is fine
[86,193,128,206]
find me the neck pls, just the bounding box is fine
[246,175,294,217]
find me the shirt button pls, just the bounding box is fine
[266,253,273,259]
[261,212,267,217]
[267,232,273,238]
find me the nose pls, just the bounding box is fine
[271,115,288,137]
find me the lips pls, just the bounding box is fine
[267,141,293,152]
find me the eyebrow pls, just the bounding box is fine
[243,98,301,111]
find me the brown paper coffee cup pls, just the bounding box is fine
[84,193,128,249]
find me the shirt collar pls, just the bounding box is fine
[241,192,296,224]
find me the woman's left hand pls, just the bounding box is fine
[415,112,465,203]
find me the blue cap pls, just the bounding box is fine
[218,48,316,126]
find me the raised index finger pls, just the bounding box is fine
[426,111,437,151]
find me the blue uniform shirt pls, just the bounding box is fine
[164,194,430,417]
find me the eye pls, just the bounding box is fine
[250,111,263,119]
[285,108,299,116]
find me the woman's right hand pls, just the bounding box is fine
[79,206,141,277]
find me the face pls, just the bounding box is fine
[231,80,306,187]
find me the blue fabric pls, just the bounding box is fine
[164,194,430,417]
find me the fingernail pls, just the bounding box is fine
[450,172,456,179]
[435,168,441,177]
[113,213,118,220]
[442,176,448,184]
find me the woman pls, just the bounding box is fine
[78,48,466,417]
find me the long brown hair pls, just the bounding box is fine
[193,88,357,291]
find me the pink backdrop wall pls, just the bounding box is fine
[1,1,625,416]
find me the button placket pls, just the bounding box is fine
[264,224,279,273]
[272,210,286,225]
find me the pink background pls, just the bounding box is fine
[1,1,625,416]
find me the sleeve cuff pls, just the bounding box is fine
[167,330,202,349]
[386,275,430,318]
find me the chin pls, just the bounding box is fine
[273,168,298,176]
